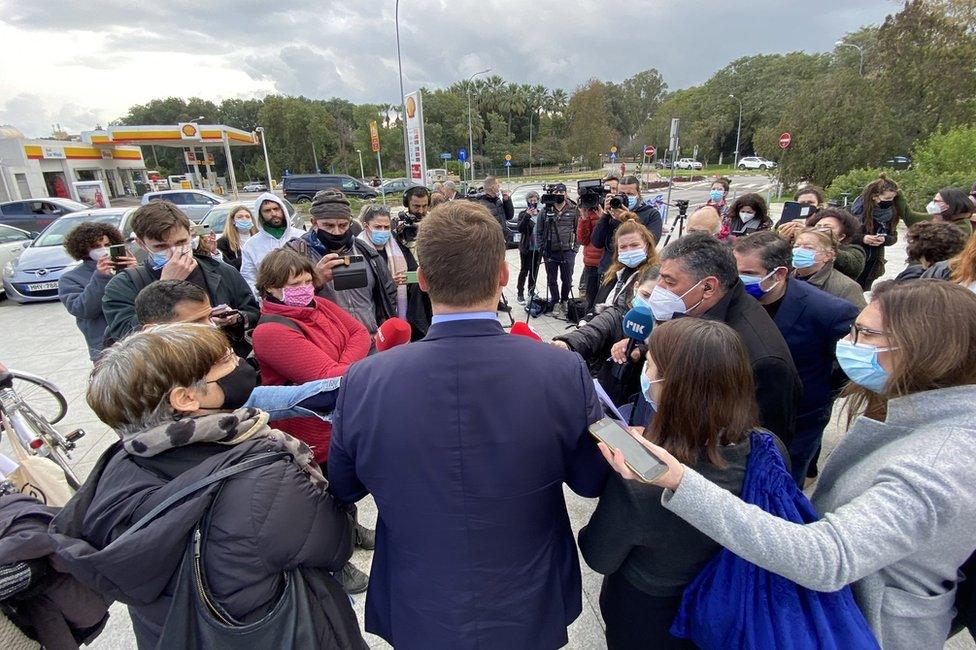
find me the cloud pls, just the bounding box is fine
[0,0,896,135]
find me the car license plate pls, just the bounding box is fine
[28,281,58,291]
[513,233,522,243]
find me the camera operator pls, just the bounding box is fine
[285,190,397,335]
[471,175,515,236]
[515,191,543,304]
[592,174,663,276]
[537,183,579,315]
[392,185,433,339]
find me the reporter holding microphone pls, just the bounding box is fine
[600,280,976,649]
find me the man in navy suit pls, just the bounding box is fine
[328,200,608,649]
[733,231,860,485]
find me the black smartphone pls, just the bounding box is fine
[775,201,816,229]
[108,244,127,267]
[343,254,365,265]
[588,417,668,482]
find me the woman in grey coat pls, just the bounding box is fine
[599,279,976,650]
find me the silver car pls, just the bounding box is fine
[0,224,34,296]
[201,199,303,235]
[141,189,226,222]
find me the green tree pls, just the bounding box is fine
[566,80,615,169]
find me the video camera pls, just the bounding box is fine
[539,183,565,209]
[395,211,422,244]
[576,179,608,210]
[673,199,690,216]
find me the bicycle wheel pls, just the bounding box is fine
[9,371,68,425]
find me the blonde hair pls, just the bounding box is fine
[221,204,258,253]
[949,231,976,285]
[602,217,659,285]
[88,324,229,434]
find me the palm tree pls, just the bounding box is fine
[549,88,569,115]
[499,83,527,138]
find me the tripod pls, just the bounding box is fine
[660,200,690,247]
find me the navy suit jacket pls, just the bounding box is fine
[773,278,859,426]
[328,318,608,650]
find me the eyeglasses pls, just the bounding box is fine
[850,323,888,345]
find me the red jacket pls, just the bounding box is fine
[576,210,604,268]
[252,296,371,462]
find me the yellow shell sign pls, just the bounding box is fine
[405,96,417,119]
[179,123,200,139]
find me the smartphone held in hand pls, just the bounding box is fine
[588,417,668,482]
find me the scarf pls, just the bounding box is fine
[122,408,327,488]
[358,230,408,318]
[262,221,287,239]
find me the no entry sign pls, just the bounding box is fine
[644,145,656,157]
[779,132,792,149]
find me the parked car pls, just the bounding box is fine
[201,199,303,234]
[0,225,34,296]
[281,174,379,203]
[2,208,139,303]
[141,189,226,222]
[242,181,268,192]
[653,160,673,169]
[426,168,449,183]
[379,178,423,195]
[737,156,777,170]
[674,158,704,170]
[883,155,912,170]
[0,198,88,233]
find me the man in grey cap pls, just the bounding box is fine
[286,190,397,334]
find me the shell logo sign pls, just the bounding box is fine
[179,122,200,140]
[405,96,417,119]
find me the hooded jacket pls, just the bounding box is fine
[240,193,306,290]
[48,437,363,650]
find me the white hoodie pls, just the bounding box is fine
[240,192,305,292]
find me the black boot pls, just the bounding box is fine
[337,562,369,594]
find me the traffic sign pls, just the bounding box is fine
[610,145,618,153]
[463,161,471,169]
[644,145,655,157]
[440,152,452,160]
[779,132,792,149]
[505,160,511,167]
[505,153,512,161]
[458,148,467,162]
[610,152,617,162]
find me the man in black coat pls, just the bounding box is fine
[648,232,801,445]
[592,174,664,276]
[470,175,515,235]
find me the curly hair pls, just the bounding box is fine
[726,193,771,229]
[63,222,124,261]
[906,221,966,266]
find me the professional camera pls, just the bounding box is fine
[576,179,608,210]
[608,193,632,210]
[395,211,422,244]
[674,199,690,216]
[539,183,564,208]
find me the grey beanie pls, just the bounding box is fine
[309,189,352,221]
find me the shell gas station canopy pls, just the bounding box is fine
[81,123,260,197]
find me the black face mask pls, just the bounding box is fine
[318,228,353,251]
[212,360,257,410]
[877,200,894,209]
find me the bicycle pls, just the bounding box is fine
[0,366,85,491]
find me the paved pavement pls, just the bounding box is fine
[0,175,972,649]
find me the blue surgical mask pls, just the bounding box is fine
[370,229,392,246]
[149,249,170,270]
[835,339,896,393]
[631,294,652,313]
[739,269,780,299]
[627,195,639,210]
[618,249,647,268]
[709,189,724,202]
[234,218,253,231]
[792,247,818,269]
[640,368,664,411]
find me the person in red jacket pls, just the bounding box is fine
[251,247,373,594]
[577,202,606,311]
[252,248,370,463]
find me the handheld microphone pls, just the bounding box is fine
[375,317,411,351]
[613,307,655,380]
[510,321,543,342]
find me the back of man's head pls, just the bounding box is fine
[732,231,792,273]
[686,206,722,236]
[661,232,739,291]
[135,280,209,325]
[131,200,192,241]
[417,201,505,308]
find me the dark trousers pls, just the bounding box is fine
[788,411,831,486]
[581,265,601,311]
[544,250,575,304]
[517,248,542,296]
[599,572,695,650]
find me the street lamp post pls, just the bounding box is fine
[395,0,411,179]
[356,149,365,181]
[729,94,743,169]
[466,68,491,184]
[255,126,273,191]
[835,40,865,76]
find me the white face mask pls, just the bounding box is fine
[649,280,704,321]
[926,201,942,215]
[88,247,109,261]
[739,211,756,222]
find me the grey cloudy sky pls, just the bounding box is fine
[0,0,894,137]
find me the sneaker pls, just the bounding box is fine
[553,301,566,317]
[337,562,369,595]
[517,292,525,305]
[355,523,376,550]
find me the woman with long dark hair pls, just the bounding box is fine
[849,174,902,290]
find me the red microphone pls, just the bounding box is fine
[375,317,411,351]
[510,321,543,342]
